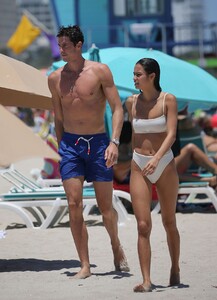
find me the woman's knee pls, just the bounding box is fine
[137,220,152,237]
[162,216,177,232]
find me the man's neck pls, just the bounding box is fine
[67,57,85,73]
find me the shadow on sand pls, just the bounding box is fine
[0,258,85,272]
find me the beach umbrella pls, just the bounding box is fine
[0,105,60,168]
[50,47,217,112]
[0,54,52,110]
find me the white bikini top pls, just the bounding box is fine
[132,93,167,134]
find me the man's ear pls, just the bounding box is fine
[76,41,83,49]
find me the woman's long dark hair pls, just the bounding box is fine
[136,58,162,92]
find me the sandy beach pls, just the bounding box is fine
[1,159,217,300]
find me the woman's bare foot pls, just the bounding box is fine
[169,272,180,286]
[133,284,152,293]
[113,245,130,272]
[72,266,91,279]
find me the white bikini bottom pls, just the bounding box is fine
[132,149,174,183]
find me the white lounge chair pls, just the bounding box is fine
[0,166,130,229]
[152,181,217,214]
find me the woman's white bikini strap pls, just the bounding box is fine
[163,93,168,115]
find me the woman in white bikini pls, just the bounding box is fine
[126,58,180,292]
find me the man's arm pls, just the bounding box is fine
[100,64,124,141]
[48,71,64,145]
[100,63,124,167]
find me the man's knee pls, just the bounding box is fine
[100,205,117,221]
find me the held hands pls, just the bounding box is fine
[142,156,159,177]
[104,142,118,168]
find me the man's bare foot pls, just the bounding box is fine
[71,267,91,279]
[114,245,130,272]
[169,272,180,286]
[133,284,152,293]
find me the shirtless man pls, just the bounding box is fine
[48,25,129,279]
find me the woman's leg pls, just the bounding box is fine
[156,161,180,286]
[130,162,153,292]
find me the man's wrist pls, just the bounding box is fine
[110,138,120,147]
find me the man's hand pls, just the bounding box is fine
[104,142,118,168]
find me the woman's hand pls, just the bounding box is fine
[142,156,159,177]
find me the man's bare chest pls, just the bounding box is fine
[60,72,101,99]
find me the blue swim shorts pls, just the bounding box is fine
[58,132,113,182]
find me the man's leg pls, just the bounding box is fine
[93,181,129,271]
[63,176,91,279]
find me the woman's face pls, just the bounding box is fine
[133,63,150,90]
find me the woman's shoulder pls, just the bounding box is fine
[164,92,176,102]
[126,94,139,103]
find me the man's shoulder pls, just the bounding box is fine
[48,66,63,80]
[87,60,108,69]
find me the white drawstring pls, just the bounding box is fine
[75,137,93,155]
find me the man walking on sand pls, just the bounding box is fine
[48,25,129,278]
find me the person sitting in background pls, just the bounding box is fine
[179,106,217,161]
[31,112,61,181]
[113,120,132,185]
[174,142,217,188]
[17,107,35,127]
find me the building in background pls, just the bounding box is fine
[50,0,217,58]
[16,0,56,33]
[0,0,18,51]
[1,0,216,68]
[172,0,217,58]
[51,0,174,54]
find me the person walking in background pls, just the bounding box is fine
[48,25,129,279]
[126,58,180,292]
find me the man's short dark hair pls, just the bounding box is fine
[57,25,84,46]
